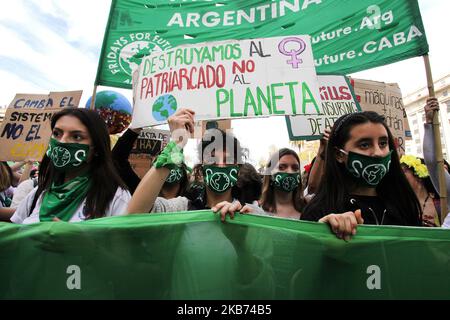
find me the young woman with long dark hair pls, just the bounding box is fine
[11,108,130,224]
[216,148,305,220]
[302,111,422,239]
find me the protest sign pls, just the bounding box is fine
[193,119,232,139]
[351,78,408,154]
[128,128,170,178]
[8,91,82,109]
[96,0,428,89]
[0,91,82,161]
[131,35,321,128]
[0,108,61,161]
[286,75,361,140]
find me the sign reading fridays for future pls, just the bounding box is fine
[131,35,321,128]
[95,0,428,89]
[286,75,361,140]
[0,91,82,162]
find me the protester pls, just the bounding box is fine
[112,127,190,198]
[400,155,440,227]
[10,162,40,209]
[10,108,130,224]
[0,162,16,221]
[112,128,142,194]
[423,98,450,228]
[234,163,262,206]
[301,111,422,240]
[127,108,246,216]
[216,148,304,220]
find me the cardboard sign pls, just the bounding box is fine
[0,91,83,161]
[8,91,82,109]
[132,138,162,156]
[193,119,232,139]
[286,75,361,140]
[0,108,61,161]
[351,78,408,154]
[132,35,321,128]
[128,128,170,178]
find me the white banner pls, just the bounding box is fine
[131,35,321,128]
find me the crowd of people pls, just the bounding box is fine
[1,98,449,239]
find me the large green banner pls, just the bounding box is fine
[1,211,449,299]
[95,0,428,89]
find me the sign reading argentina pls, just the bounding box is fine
[131,35,321,128]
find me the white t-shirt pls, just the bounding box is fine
[11,179,36,209]
[10,186,131,224]
[442,213,450,229]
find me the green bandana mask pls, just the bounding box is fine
[165,167,184,184]
[342,150,392,187]
[202,165,239,194]
[47,138,90,172]
[39,174,91,222]
[272,172,300,192]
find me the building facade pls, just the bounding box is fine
[404,74,450,161]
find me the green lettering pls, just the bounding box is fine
[233,44,242,59]
[256,86,271,115]
[243,88,258,116]
[216,89,230,117]
[212,45,225,60]
[229,89,242,117]
[201,47,213,62]
[285,82,298,114]
[270,83,285,115]
[302,82,320,114]
[175,48,183,66]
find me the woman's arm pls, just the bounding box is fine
[111,128,142,194]
[319,210,364,241]
[0,207,15,222]
[127,108,195,214]
[127,166,170,214]
[423,98,450,207]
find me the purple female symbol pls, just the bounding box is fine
[278,37,307,69]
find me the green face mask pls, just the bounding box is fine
[202,165,239,194]
[165,167,184,184]
[272,172,300,192]
[46,138,90,172]
[341,149,392,187]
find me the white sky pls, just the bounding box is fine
[0,0,448,166]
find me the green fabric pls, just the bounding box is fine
[345,150,392,187]
[165,167,184,184]
[1,211,449,299]
[39,175,91,222]
[202,165,239,193]
[47,138,90,172]
[271,172,300,192]
[154,141,184,169]
[95,0,428,89]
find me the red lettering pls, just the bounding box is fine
[216,65,226,88]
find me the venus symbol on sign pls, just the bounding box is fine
[278,37,307,69]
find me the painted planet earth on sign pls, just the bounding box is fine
[86,91,132,134]
[152,94,177,121]
[119,41,162,76]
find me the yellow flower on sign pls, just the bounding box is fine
[400,155,429,178]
